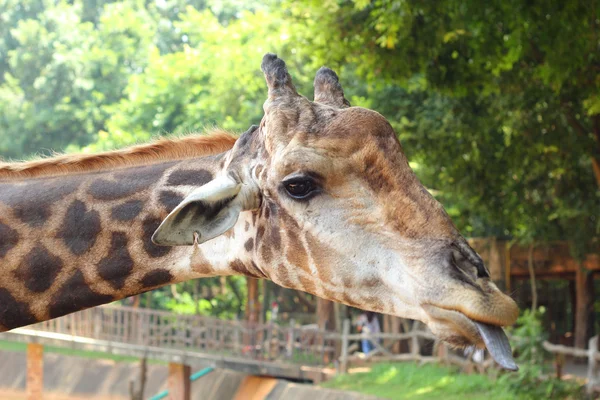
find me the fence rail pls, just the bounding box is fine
[29,305,340,367]
[543,335,600,395]
[17,304,600,392]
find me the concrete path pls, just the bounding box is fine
[0,350,380,400]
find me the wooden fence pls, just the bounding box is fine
[24,304,600,392]
[30,305,338,367]
[543,335,600,395]
[27,305,487,372]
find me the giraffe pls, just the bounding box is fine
[0,54,519,370]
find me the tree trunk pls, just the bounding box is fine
[316,297,336,331]
[574,265,593,349]
[245,277,260,324]
[527,243,538,311]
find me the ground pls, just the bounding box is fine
[322,363,512,400]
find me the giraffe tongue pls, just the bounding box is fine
[473,321,518,371]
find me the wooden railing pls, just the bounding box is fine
[29,305,338,367]
[25,304,600,391]
[543,335,600,395]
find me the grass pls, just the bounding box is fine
[321,362,514,400]
[0,339,151,363]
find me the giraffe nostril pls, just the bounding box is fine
[451,245,490,280]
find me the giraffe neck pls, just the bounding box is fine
[0,152,258,331]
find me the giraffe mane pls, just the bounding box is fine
[0,130,237,179]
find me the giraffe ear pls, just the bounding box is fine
[152,176,245,246]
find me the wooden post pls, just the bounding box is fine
[340,319,350,374]
[245,277,260,324]
[587,335,598,395]
[488,238,507,291]
[287,319,295,358]
[410,322,420,357]
[168,363,191,400]
[316,297,336,331]
[26,343,43,400]
[575,266,592,349]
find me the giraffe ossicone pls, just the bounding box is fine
[0,53,518,370]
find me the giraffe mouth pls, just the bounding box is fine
[422,305,518,371]
[472,320,518,371]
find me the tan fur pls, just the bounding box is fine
[0,130,237,180]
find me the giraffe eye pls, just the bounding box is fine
[282,177,318,200]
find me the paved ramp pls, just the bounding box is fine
[0,350,379,400]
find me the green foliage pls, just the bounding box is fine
[498,308,584,400]
[322,362,514,400]
[286,0,600,255]
[1,0,599,317]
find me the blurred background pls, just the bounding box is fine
[0,1,599,399]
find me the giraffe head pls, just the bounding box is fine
[153,54,519,369]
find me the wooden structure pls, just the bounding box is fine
[7,305,600,396]
[15,305,339,368]
[543,335,600,395]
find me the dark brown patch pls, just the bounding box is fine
[14,246,63,293]
[363,296,385,312]
[230,259,248,275]
[297,273,317,295]
[158,191,184,212]
[363,151,397,195]
[57,200,101,256]
[97,232,134,289]
[141,269,173,288]
[49,270,114,319]
[321,287,339,303]
[261,243,273,264]
[305,232,337,286]
[249,261,267,279]
[244,237,254,252]
[278,206,301,230]
[286,229,309,273]
[111,200,144,221]
[363,277,381,288]
[245,221,250,231]
[167,169,213,186]
[268,223,281,250]
[88,162,177,201]
[0,178,83,227]
[0,288,38,329]
[256,225,265,242]
[142,217,171,258]
[276,263,291,287]
[0,222,19,258]
[342,291,360,308]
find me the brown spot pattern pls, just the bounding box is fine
[244,238,254,252]
[97,232,134,290]
[0,178,83,227]
[230,259,248,275]
[111,200,144,221]
[159,191,184,212]
[88,162,176,201]
[49,270,114,319]
[0,222,19,258]
[57,200,101,256]
[142,217,171,258]
[14,246,63,293]
[167,169,213,186]
[0,288,38,329]
[141,269,173,288]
